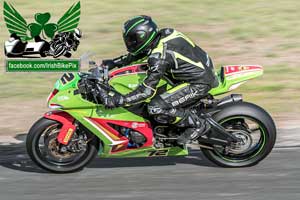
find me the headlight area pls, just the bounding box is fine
[48,103,63,109]
[47,89,63,109]
[47,89,59,102]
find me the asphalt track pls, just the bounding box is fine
[0,128,299,200]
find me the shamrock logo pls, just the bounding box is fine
[4,1,81,41]
[27,12,58,39]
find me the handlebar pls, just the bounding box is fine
[85,61,109,84]
[77,61,111,104]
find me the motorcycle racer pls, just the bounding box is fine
[98,15,219,144]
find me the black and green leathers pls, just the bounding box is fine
[106,28,218,105]
[100,28,218,143]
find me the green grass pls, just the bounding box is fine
[1,0,300,114]
[0,73,59,99]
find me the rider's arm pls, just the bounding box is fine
[101,54,131,70]
[112,54,132,67]
[122,52,173,105]
[96,52,173,108]
[103,52,148,70]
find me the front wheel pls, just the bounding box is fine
[26,118,99,173]
[201,102,276,167]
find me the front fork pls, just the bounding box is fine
[44,111,76,145]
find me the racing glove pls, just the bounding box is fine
[95,83,154,109]
[95,84,124,109]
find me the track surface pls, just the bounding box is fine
[0,126,300,200]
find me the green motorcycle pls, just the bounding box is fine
[26,61,276,173]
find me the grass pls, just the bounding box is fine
[0,0,300,114]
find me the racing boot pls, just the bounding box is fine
[176,110,211,145]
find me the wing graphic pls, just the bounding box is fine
[3,1,29,41]
[57,1,81,33]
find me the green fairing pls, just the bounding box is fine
[48,65,263,158]
[99,146,188,158]
[109,72,172,103]
[209,69,263,95]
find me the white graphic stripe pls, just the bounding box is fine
[83,117,125,146]
[226,69,262,76]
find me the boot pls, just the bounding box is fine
[176,111,211,145]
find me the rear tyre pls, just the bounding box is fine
[201,102,276,167]
[26,118,98,173]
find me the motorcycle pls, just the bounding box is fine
[26,60,276,173]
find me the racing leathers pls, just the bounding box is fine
[98,28,219,144]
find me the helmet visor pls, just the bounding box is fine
[123,30,146,54]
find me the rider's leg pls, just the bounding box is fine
[148,83,211,144]
[174,109,211,144]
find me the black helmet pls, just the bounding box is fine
[123,15,159,55]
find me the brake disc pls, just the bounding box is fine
[228,130,253,154]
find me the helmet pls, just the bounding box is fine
[123,15,159,55]
[73,28,82,41]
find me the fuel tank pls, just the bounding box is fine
[109,64,171,95]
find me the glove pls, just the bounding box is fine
[95,84,124,109]
[101,59,116,70]
[103,91,124,109]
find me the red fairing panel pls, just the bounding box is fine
[109,64,147,78]
[44,111,76,145]
[88,118,153,153]
[224,65,263,76]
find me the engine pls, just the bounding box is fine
[153,126,179,148]
[115,126,146,148]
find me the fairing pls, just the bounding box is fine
[109,64,263,96]
[209,65,263,95]
[45,64,263,157]
[109,64,172,98]
[44,111,76,145]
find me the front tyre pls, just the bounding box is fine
[26,118,98,173]
[201,102,276,167]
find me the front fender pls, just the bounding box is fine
[44,111,76,145]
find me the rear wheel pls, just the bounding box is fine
[26,118,99,173]
[201,102,276,167]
